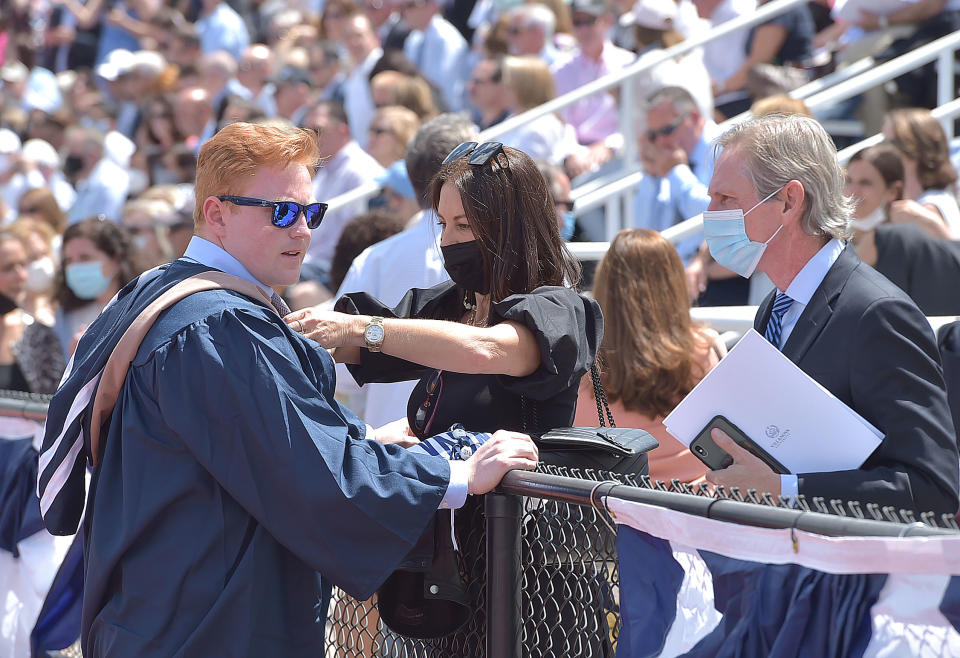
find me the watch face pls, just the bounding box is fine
[365,324,385,344]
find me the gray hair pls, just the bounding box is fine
[715,114,854,240]
[405,113,478,209]
[510,4,556,40]
[646,85,698,116]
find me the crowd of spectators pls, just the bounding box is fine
[0,0,954,372]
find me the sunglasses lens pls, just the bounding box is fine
[273,201,300,227]
[305,203,327,229]
[442,141,479,165]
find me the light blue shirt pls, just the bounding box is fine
[182,236,470,509]
[772,237,845,498]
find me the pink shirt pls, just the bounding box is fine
[552,42,635,146]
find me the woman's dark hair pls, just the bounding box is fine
[429,145,581,309]
[54,217,145,311]
[848,143,905,201]
[885,108,958,191]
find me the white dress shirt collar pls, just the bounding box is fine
[783,237,845,306]
[182,236,274,298]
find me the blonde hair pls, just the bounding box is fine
[503,56,555,110]
[194,122,320,227]
[371,72,437,120]
[750,94,812,118]
[373,105,421,148]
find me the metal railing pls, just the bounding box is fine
[324,464,959,657]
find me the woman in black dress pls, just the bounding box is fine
[290,141,602,443]
[288,142,604,656]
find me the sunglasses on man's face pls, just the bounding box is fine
[572,14,598,27]
[646,115,687,142]
[442,141,506,166]
[218,196,328,229]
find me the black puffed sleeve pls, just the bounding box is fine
[334,281,461,385]
[492,286,603,401]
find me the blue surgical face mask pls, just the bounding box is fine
[560,211,576,241]
[701,186,784,278]
[65,261,112,300]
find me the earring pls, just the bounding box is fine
[463,292,476,311]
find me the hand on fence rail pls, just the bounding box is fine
[465,431,538,495]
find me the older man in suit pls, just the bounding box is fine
[701,114,958,516]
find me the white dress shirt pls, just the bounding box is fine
[771,237,845,498]
[343,47,383,148]
[67,158,130,224]
[404,15,469,111]
[183,235,469,509]
[334,210,449,429]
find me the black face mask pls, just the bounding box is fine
[441,240,489,294]
[0,292,18,316]
[63,154,85,180]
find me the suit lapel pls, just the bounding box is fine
[781,245,860,363]
[755,289,775,333]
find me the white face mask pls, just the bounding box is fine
[850,204,886,232]
[25,256,55,293]
[701,186,784,279]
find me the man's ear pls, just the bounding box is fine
[780,179,806,226]
[202,196,229,238]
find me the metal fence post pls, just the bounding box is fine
[485,492,522,658]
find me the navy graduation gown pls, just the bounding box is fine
[76,262,450,657]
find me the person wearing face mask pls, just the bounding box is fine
[700,113,958,516]
[8,218,59,327]
[286,143,601,651]
[53,216,144,356]
[846,144,960,316]
[0,231,65,393]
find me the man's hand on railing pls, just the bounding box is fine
[465,430,538,495]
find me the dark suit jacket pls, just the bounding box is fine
[754,245,959,515]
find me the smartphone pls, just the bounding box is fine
[689,415,790,474]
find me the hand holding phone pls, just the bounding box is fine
[689,415,790,474]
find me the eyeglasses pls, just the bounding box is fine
[506,25,528,35]
[414,369,444,434]
[368,125,395,136]
[217,196,328,229]
[572,14,598,27]
[646,115,687,141]
[469,76,497,85]
[442,141,506,166]
[555,199,575,211]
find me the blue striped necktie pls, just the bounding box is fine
[764,291,793,349]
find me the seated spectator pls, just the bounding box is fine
[121,198,178,268]
[713,0,817,118]
[370,70,439,120]
[271,65,315,126]
[195,0,250,59]
[537,161,577,240]
[330,210,408,297]
[217,95,266,131]
[53,217,143,356]
[883,108,960,239]
[574,228,726,483]
[500,56,581,167]
[62,125,131,224]
[690,0,755,113]
[302,100,386,279]
[467,57,510,130]
[400,0,469,111]
[172,86,216,151]
[19,138,77,214]
[552,0,635,178]
[530,0,576,47]
[366,105,421,167]
[0,231,65,393]
[341,12,383,147]
[7,218,59,327]
[370,160,422,225]
[750,93,812,118]
[15,187,68,238]
[845,143,960,316]
[237,44,278,117]
[504,4,570,67]
[136,97,183,185]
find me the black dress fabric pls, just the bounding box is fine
[874,223,960,316]
[336,281,603,438]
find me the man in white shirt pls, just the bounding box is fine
[195,0,250,60]
[63,126,130,224]
[341,12,384,147]
[505,4,568,68]
[401,0,469,111]
[690,0,755,99]
[467,58,509,130]
[237,44,278,117]
[334,113,476,427]
[303,100,386,275]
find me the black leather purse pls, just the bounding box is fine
[524,365,659,475]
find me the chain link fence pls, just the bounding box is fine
[323,464,959,657]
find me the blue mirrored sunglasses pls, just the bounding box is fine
[441,141,506,166]
[218,196,328,229]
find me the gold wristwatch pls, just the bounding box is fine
[363,316,385,352]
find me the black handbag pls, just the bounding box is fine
[524,364,659,475]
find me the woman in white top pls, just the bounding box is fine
[883,108,960,239]
[498,56,582,166]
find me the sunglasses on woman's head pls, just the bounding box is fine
[442,141,507,166]
[218,196,328,229]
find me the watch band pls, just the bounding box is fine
[364,316,385,352]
